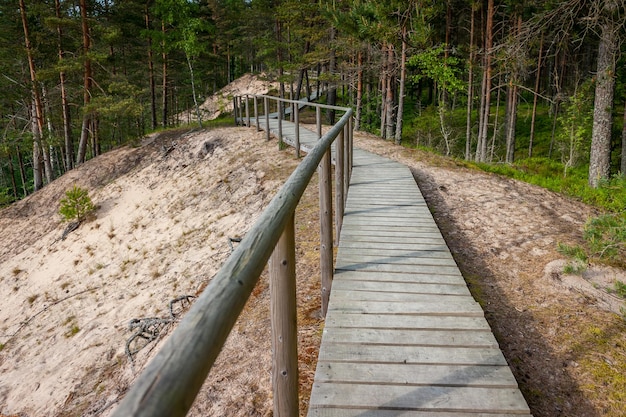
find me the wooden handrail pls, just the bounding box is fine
[111,95,353,417]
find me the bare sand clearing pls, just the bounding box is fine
[0,127,323,416]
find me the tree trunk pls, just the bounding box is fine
[146,3,157,130]
[395,26,407,145]
[326,27,337,125]
[55,0,73,172]
[355,50,363,131]
[504,15,521,164]
[41,86,55,183]
[465,4,476,160]
[19,0,45,190]
[589,14,618,188]
[162,21,168,128]
[16,146,28,196]
[380,42,388,139]
[31,102,43,191]
[529,35,543,158]
[186,54,203,128]
[76,0,92,165]
[490,78,502,162]
[476,0,494,162]
[622,103,626,176]
[7,152,18,199]
[385,43,395,140]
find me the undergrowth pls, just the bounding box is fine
[557,212,626,271]
[467,158,626,213]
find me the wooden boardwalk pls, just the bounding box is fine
[249,117,532,416]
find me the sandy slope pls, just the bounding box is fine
[0,127,310,416]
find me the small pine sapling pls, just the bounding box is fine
[59,186,96,223]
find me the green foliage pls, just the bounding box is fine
[555,80,594,175]
[611,280,626,299]
[0,188,14,208]
[408,44,467,96]
[583,213,626,267]
[469,159,626,213]
[557,243,588,274]
[557,212,626,271]
[59,186,96,223]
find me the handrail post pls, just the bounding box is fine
[245,94,250,127]
[270,214,299,417]
[318,105,333,317]
[335,128,344,243]
[278,98,283,148]
[294,102,300,158]
[343,122,350,204]
[316,106,322,138]
[254,96,259,132]
[348,115,353,182]
[264,96,270,141]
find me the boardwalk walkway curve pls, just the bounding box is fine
[249,104,532,416]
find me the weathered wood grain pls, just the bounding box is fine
[309,384,530,413]
[307,149,531,417]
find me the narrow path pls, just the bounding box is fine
[307,149,531,416]
[249,117,532,415]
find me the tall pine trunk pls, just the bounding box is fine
[528,35,543,158]
[380,42,388,138]
[55,0,73,171]
[19,0,45,190]
[395,26,407,145]
[476,0,494,162]
[589,8,618,187]
[504,15,521,163]
[162,21,168,128]
[76,0,92,165]
[355,51,363,131]
[146,3,157,130]
[326,27,337,124]
[621,104,626,176]
[385,43,395,140]
[465,4,476,160]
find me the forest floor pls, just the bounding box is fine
[355,133,626,417]
[1,77,625,416]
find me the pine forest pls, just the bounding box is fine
[1,0,626,202]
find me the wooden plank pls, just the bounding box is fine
[335,262,460,275]
[340,229,443,238]
[317,344,508,365]
[314,362,520,388]
[324,312,488,330]
[341,224,441,233]
[337,247,453,259]
[329,280,470,296]
[320,328,498,347]
[308,384,531,414]
[309,409,532,417]
[337,235,447,245]
[333,270,466,284]
[328,300,484,316]
[335,254,458,268]
[329,289,471,304]
[336,241,450,251]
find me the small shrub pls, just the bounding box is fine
[59,186,96,223]
[611,280,626,299]
[583,213,626,267]
[65,325,80,338]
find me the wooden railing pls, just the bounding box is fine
[110,95,353,417]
